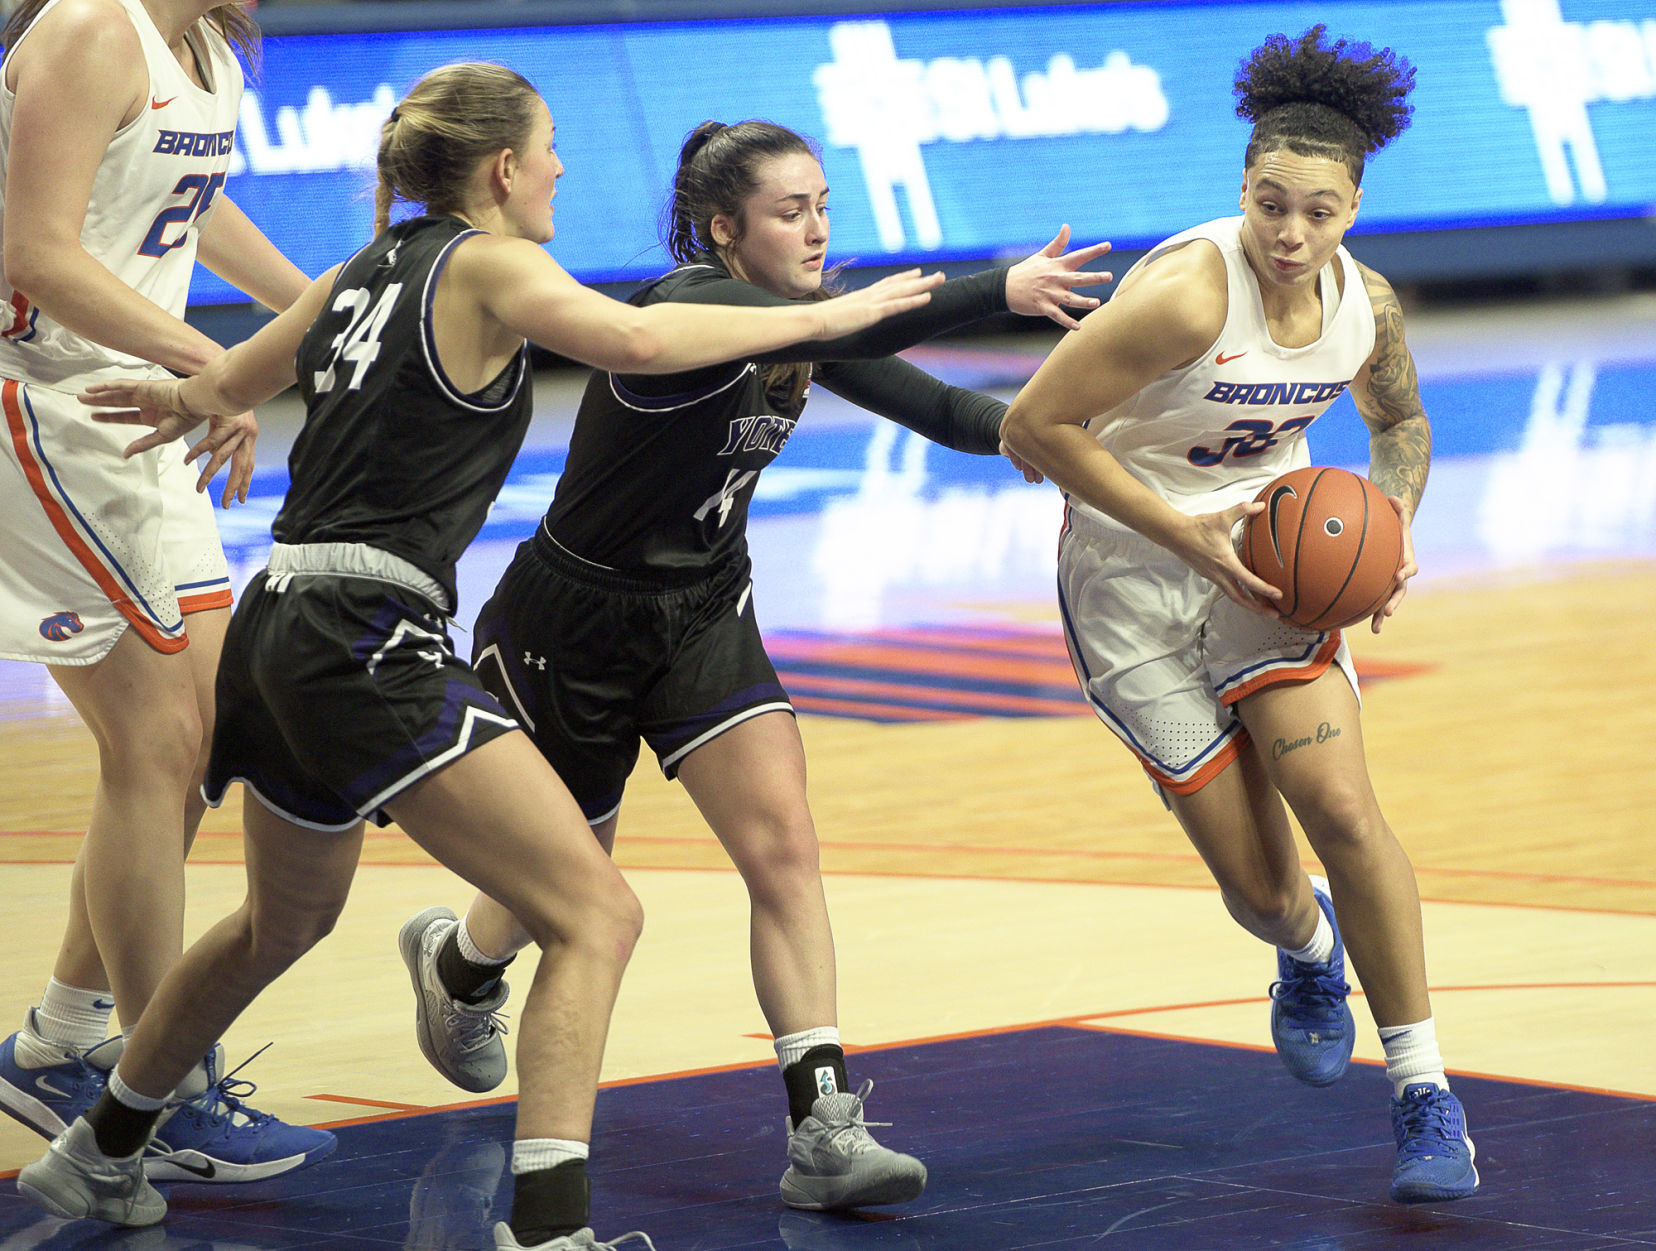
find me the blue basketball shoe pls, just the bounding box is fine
[144,1044,337,1183]
[1268,875,1355,1086]
[1390,1082,1479,1203]
[0,1011,116,1139]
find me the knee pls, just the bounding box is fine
[726,811,822,902]
[1220,878,1300,937]
[243,902,342,976]
[522,874,643,970]
[1294,782,1387,856]
[97,698,204,784]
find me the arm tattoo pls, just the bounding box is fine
[1356,264,1431,514]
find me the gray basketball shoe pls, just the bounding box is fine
[399,906,510,1093]
[493,1225,656,1250]
[779,1079,927,1210]
[16,1117,166,1226]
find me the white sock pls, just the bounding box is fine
[1283,906,1335,966]
[457,914,513,966]
[1379,1018,1448,1097]
[108,1070,170,1112]
[32,979,114,1053]
[511,1137,588,1174]
[774,1026,840,1071]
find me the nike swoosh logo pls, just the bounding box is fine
[1266,484,1297,564]
[151,96,177,110]
[155,1154,216,1179]
[92,998,115,1010]
[1216,351,1247,364]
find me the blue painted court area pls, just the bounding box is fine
[3,1028,1651,1249]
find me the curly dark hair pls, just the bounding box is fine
[1234,25,1415,187]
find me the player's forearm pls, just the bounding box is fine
[1367,413,1431,519]
[5,241,221,374]
[198,199,311,313]
[625,301,828,374]
[1003,415,1187,547]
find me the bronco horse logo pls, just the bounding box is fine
[38,611,84,641]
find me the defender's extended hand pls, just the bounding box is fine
[80,378,259,507]
[1005,225,1115,331]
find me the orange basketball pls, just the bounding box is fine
[1239,466,1403,631]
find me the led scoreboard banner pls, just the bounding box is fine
[196,0,1656,304]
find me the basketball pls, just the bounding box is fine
[1239,466,1403,631]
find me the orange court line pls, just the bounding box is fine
[5,837,1656,908]
[783,670,1082,716]
[777,641,1081,684]
[304,1093,427,1111]
[4,983,1648,1179]
[12,827,1651,891]
[774,628,1069,660]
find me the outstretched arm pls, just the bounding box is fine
[1350,262,1430,631]
[77,266,342,502]
[468,237,941,374]
[815,356,1004,455]
[632,224,1111,377]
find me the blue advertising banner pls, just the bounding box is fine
[200,0,1656,303]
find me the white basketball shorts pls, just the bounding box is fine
[0,378,231,665]
[1057,510,1357,796]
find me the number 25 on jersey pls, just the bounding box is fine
[137,172,226,258]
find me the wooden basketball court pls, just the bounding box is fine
[1,294,1652,1245]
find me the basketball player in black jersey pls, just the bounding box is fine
[400,119,1113,1213]
[16,65,945,1251]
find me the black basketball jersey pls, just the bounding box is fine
[545,257,1007,580]
[274,215,532,607]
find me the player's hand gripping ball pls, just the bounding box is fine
[1240,466,1403,631]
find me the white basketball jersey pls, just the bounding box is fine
[0,0,242,392]
[1066,216,1376,533]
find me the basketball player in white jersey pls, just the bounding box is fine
[0,0,334,1179]
[1001,28,1478,1204]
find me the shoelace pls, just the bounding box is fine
[1269,965,1351,1024]
[816,1079,894,1155]
[597,1233,656,1251]
[175,1043,278,1129]
[444,1002,510,1053]
[1395,1090,1460,1161]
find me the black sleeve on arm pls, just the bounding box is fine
[611,268,787,398]
[750,266,1009,364]
[616,264,1008,395]
[815,355,1005,455]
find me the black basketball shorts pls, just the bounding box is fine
[472,529,792,824]
[204,543,519,830]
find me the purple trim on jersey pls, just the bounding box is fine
[608,364,749,413]
[575,784,625,825]
[348,595,443,664]
[1055,567,1237,783]
[19,387,184,637]
[206,766,359,833]
[418,228,526,413]
[647,681,790,758]
[344,677,514,811]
